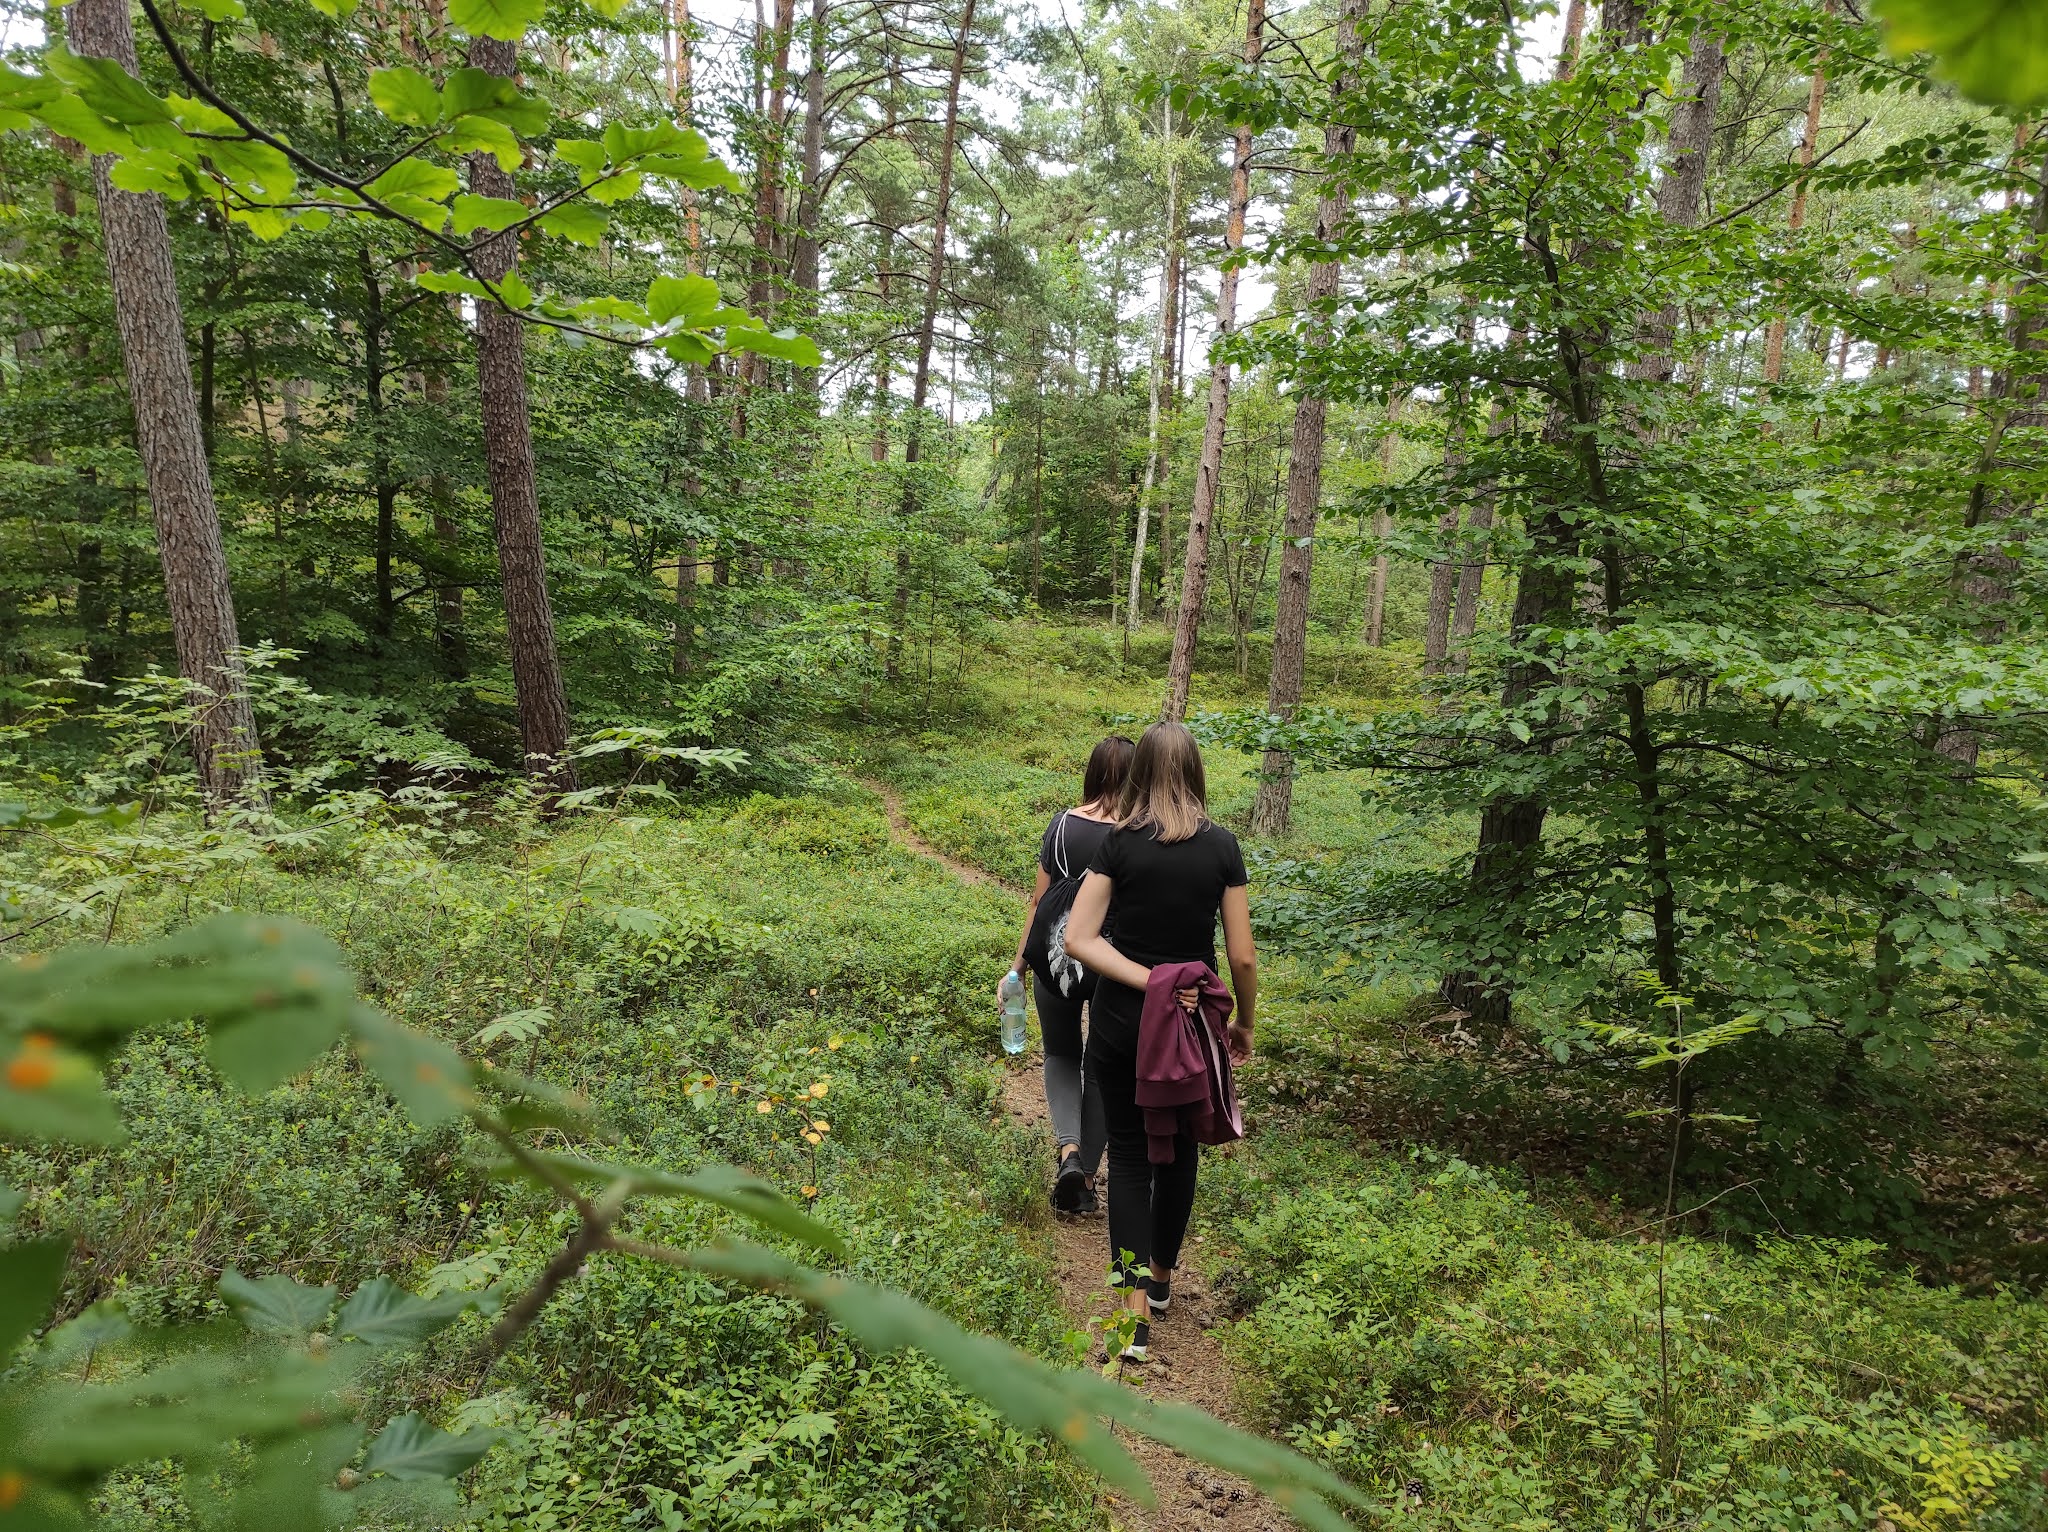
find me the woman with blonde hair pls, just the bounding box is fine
[1063,721,1256,1361]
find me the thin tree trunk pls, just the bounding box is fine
[1439,1,1602,1018]
[1163,0,1264,722]
[422,349,466,677]
[887,0,975,682]
[1125,95,1176,657]
[67,0,265,810]
[1250,0,1365,836]
[790,0,827,395]
[1364,396,1401,646]
[1762,22,1828,386]
[1940,149,2048,767]
[1447,398,1509,672]
[468,33,575,788]
[1424,311,1478,673]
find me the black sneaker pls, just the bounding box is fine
[1051,1149,1088,1214]
[1145,1274,1171,1316]
[1073,1178,1100,1215]
[1120,1317,1150,1362]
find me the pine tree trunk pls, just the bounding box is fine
[887,0,975,682]
[1163,0,1264,722]
[791,0,827,394]
[67,0,266,811]
[1125,96,1177,656]
[468,33,575,788]
[1762,26,1828,386]
[1250,0,1365,836]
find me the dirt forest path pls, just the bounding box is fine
[862,777,1291,1531]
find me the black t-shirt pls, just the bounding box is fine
[1038,810,1114,880]
[1086,821,1248,977]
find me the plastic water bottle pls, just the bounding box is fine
[999,970,1029,1055]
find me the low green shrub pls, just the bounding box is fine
[1210,1149,2048,1531]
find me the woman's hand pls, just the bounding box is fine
[1227,1020,1253,1063]
[1176,986,1200,1012]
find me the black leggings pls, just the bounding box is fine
[1086,1013,1198,1282]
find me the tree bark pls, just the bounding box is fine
[468,34,575,788]
[1163,0,1264,722]
[1250,0,1365,836]
[1630,29,1724,386]
[790,0,827,394]
[1125,95,1177,657]
[67,0,265,811]
[1363,395,1401,646]
[886,0,975,682]
[1762,24,1828,386]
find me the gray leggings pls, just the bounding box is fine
[1037,980,1106,1174]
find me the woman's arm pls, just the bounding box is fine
[1221,884,1258,1057]
[1009,864,1052,976]
[1064,872,1151,991]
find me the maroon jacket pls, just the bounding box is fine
[1134,961,1244,1164]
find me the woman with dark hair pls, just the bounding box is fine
[1063,722,1256,1361]
[1007,735,1136,1214]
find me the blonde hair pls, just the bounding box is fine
[1116,722,1209,844]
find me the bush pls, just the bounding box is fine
[1211,1150,2048,1531]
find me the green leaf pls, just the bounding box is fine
[494,270,535,310]
[585,168,643,204]
[228,1424,362,1532]
[368,66,443,128]
[536,202,606,246]
[108,150,196,198]
[450,193,529,235]
[0,1040,123,1144]
[366,157,460,205]
[446,0,547,41]
[553,138,608,176]
[219,1269,337,1336]
[187,0,247,20]
[349,1008,475,1125]
[1877,0,2048,108]
[46,49,175,128]
[415,269,494,299]
[586,0,630,16]
[0,802,139,830]
[646,273,720,327]
[1,1237,68,1360]
[724,323,822,368]
[333,1277,488,1347]
[363,1414,497,1480]
[444,113,523,171]
[506,1153,845,1254]
[303,0,361,15]
[442,68,549,134]
[32,92,138,157]
[660,331,718,366]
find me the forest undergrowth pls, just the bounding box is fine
[4,622,2047,1531]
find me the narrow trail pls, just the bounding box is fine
[863,776,1290,1531]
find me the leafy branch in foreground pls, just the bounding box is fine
[0,867,1372,1527]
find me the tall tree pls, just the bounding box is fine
[66,0,265,810]
[1762,18,1829,386]
[885,0,977,682]
[468,34,575,787]
[1250,0,1365,835]
[1124,94,1177,659]
[1162,0,1265,722]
